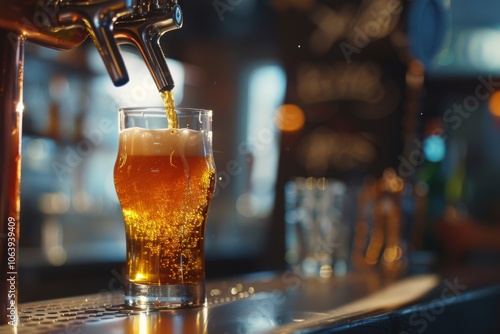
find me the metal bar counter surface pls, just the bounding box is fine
[1,270,499,334]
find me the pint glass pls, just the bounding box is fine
[113,107,215,308]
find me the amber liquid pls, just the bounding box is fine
[161,90,178,129]
[114,133,215,285]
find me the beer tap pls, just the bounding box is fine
[114,0,183,92]
[0,0,183,325]
[57,0,131,86]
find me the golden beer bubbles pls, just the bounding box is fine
[114,128,215,285]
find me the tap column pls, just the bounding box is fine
[0,31,23,326]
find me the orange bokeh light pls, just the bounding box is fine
[488,90,500,118]
[274,104,305,132]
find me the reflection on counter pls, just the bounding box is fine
[128,308,207,334]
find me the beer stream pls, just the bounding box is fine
[161,90,178,129]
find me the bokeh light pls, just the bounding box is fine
[275,104,305,132]
[423,135,446,162]
[488,90,500,118]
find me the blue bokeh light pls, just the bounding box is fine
[423,135,446,162]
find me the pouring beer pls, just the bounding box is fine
[113,106,215,308]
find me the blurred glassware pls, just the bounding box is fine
[285,177,349,279]
[351,169,413,277]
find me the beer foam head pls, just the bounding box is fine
[119,128,207,156]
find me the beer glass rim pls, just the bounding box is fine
[119,107,212,117]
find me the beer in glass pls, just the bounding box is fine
[114,107,215,308]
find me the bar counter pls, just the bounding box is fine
[1,269,499,333]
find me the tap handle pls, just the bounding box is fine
[114,3,183,92]
[58,0,131,86]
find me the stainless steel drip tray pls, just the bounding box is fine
[0,292,243,334]
[0,272,291,334]
[5,293,129,334]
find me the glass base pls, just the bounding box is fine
[125,281,206,309]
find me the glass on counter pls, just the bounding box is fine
[114,107,216,309]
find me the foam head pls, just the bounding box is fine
[119,128,207,157]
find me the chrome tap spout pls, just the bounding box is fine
[114,0,183,92]
[58,0,131,86]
